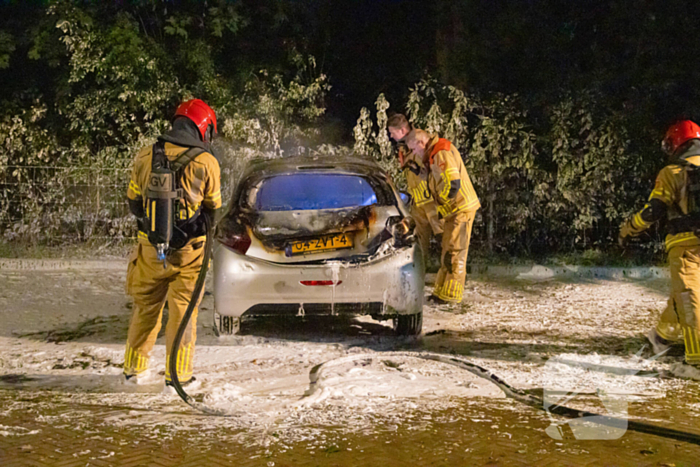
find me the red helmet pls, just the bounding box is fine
[662,120,700,155]
[174,99,217,142]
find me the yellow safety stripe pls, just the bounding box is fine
[178,202,201,221]
[129,180,141,196]
[649,187,671,202]
[439,173,451,201]
[205,191,222,202]
[649,188,663,198]
[436,191,475,219]
[411,181,432,206]
[434,279,464,302]
[124,342,149,375]
[151,201,156,232]
[165,344,194,382]
[179,344,186,376]
[683,326,700,364]
[665,232,700,250]
[631,212,651,230]
[137,231,148,240]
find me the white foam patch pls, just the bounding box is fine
[669,362,700,381]
[2,271,699,447]
[0,425,41,437]
[541,353,665,398]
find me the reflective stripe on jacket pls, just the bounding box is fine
[127,142,222,245]
[620,154,700,251]
[425,135,480,219]
[399,139,433,207]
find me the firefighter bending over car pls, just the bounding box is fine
[406,130,480,304]
[123,99,222,386]
[619,120,700,370]
[387,114,444,261]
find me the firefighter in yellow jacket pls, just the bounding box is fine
[406,129,480,304]
[619,120,700,370]
[387,114,443,257]
[123,99,222,385]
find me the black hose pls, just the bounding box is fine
[163,231,700,442]
[306,351,700,447]
[168,213,216,410]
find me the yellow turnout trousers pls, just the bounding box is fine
[411,200,443,259]
[432,209,476,303]
[656,246,700,365]
[123,240,205,382]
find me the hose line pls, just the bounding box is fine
[165,229,700,444]
[305,351,700,447]
[167,213,240,417]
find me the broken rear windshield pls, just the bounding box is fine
[252,174,378,211]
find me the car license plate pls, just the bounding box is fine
[289,233,353,255]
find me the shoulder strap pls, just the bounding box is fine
[151,140,168,170]
[171,147,206,174]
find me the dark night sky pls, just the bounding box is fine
[2,0,700,131]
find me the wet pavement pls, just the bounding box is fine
[1,262,700,466]
[2,390,699,466]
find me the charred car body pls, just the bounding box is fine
[213,155,424,335]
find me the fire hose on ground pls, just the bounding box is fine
[167,221,700,444]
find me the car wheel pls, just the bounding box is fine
[393,312,422,336]
[214,310,240,336]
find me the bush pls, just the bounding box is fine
[357,79,665,258]
[0,2,331,245]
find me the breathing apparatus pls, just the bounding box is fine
[145,141,204,267]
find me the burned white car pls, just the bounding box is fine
[212,155,424,335]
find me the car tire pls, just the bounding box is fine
[214,310,240,336]
[394,312,422,336]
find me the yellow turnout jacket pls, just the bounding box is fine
[127,142,222,244]
[424,135,480,219]
[620,155,700,251]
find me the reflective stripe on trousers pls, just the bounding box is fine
[655,246,700,364]
[123,242,204,380]
[432,210,476,303]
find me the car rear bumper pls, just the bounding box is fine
[213,243,424,318]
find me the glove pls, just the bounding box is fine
[618,233,629,248]
[618,220,632,248]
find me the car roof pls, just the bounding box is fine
[241,155,388,181]
[226,154,410,218]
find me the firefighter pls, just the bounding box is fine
[123,99,222,385]
[406,129,480,304]
[387,114,444,260]
[619,120,700,370]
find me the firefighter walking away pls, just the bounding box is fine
[619,120,700,371]
[123,99,222,386]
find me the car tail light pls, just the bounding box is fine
[300,280,342,286]
[216,218,252,255]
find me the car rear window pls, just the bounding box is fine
[253,174,378,211]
